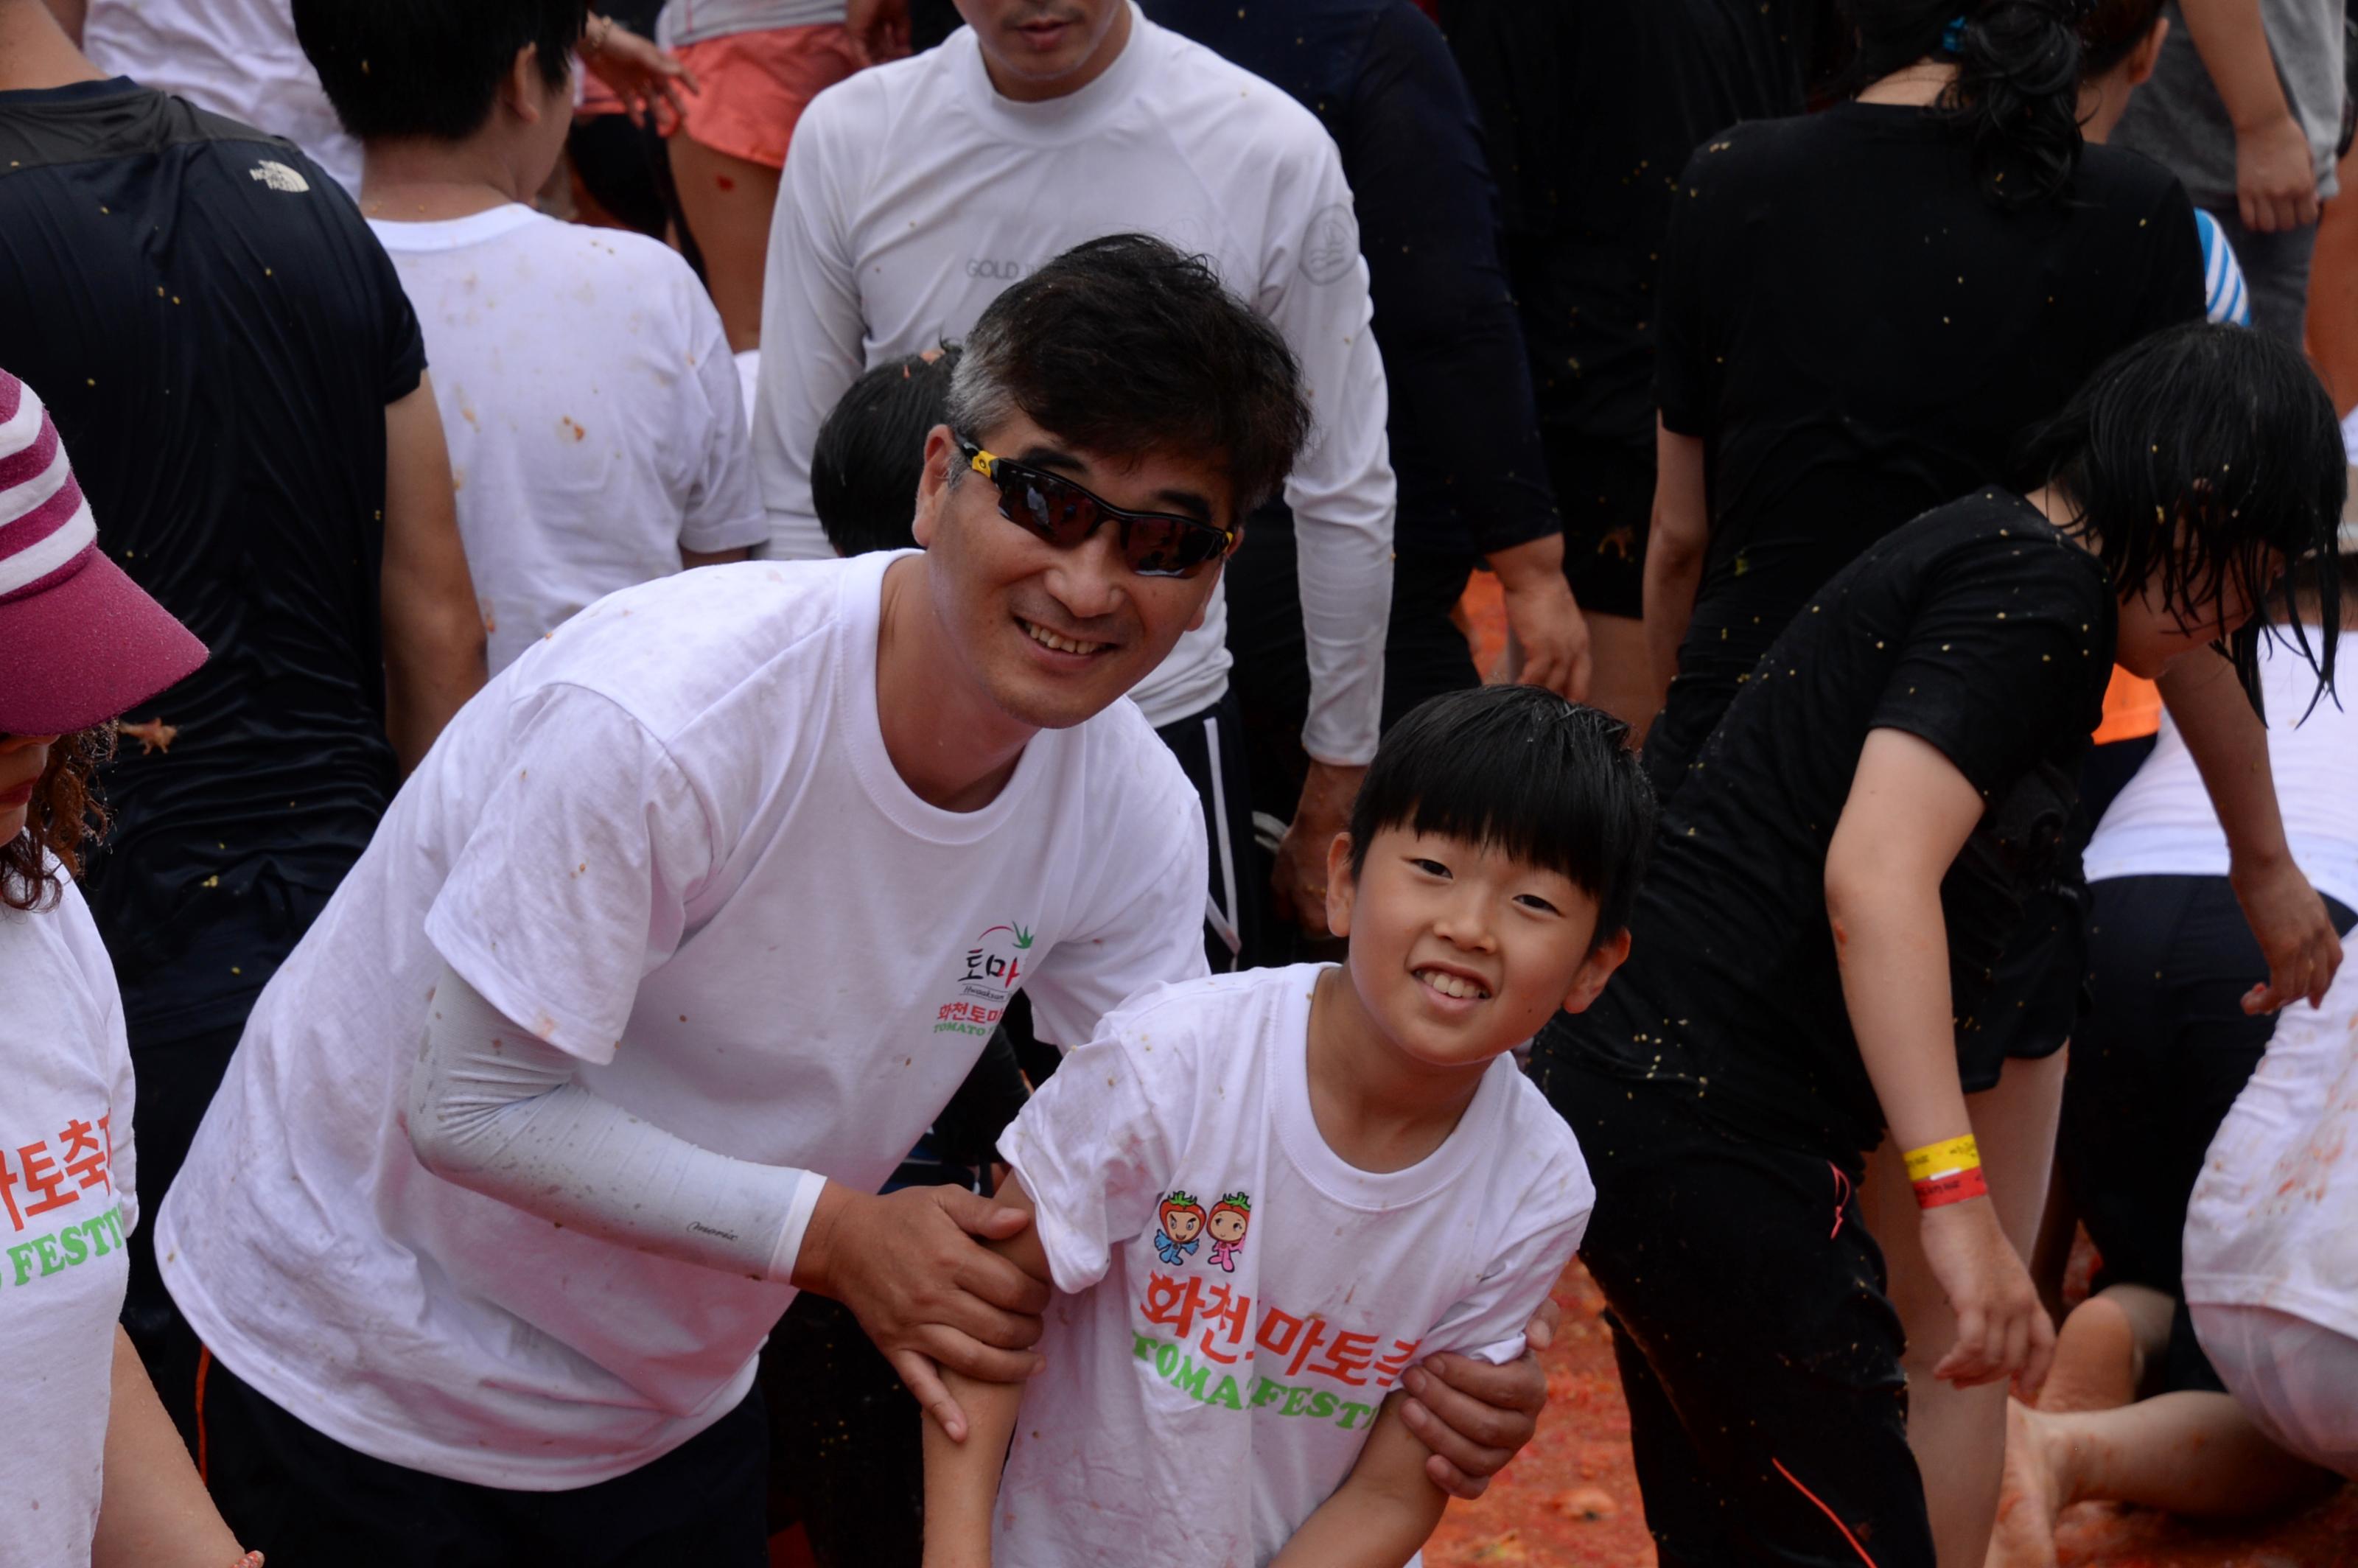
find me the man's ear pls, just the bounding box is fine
[505,43,549,123]
[1560,927,1632,1015]
[912,424,956,549]
[1323,832,1357,939]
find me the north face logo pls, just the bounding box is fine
[248,161,309,193]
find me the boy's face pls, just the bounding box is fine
[912,415,1229,733]
[1326,826,1629,1071]
[2113,548,2277,678]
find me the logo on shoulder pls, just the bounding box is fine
[248,161,310,194]
[1299,203,1359,285]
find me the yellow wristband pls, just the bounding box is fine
[1903,1134,1981,1182]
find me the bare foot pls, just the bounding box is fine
[2037,1294,2141,1413]
[1985,1398,2065,1568]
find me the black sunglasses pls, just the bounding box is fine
[955,435,1235,578]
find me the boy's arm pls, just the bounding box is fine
[1268,1394,1449,1568]
[921,1175,1054,1568]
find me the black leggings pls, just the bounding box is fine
[1532,1047,1933,1568]
[2062,874,2357,1390]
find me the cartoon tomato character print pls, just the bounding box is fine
[1206,1192,1250,1273]
[1154,1190,1205,1266]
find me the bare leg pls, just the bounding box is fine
[1579,612,1656,741]
[1987,1393,2340,1568]
[666,134,783,353]
[2037,1283,2172,1413]
[1862,1049,2068,1568]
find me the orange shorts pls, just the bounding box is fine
[671,24,863,169]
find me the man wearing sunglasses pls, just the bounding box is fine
[755,0,1400,965]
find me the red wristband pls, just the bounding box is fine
[1912,1165,1989,1208]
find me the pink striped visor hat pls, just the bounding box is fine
[0,368,206,735]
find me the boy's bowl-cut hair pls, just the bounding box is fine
[1347,685,1657,949]
[294,0,586,144]
[814,347,962,559]
[2018,320,2344,718]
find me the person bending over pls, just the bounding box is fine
[923,683,1653,1568]
[155,235,1547,1567]
[1531,321,2345,1568]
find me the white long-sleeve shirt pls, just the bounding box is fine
[752,7,1396,760]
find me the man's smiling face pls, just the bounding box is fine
[912,414,1233,732]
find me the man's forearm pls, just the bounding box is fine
[2176,0,2295,131]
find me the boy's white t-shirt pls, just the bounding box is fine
[998,965,1592,1567]
[156,552,1211,1488]
[369,206,767,674]
[0,881,139,1568]
[2184,957,2358,1343]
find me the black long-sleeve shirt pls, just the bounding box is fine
[1147,0,1557,559]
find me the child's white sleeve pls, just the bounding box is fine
[1420,1180,1592,1368]
[998,1030,1178,1295]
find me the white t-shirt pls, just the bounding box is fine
[0,879,139,1568]
[2085,627,2358,913]
[2184,957,2358,1343]
[83,0,362,196]
[157,552,1211,1489]
[369,206,767,673]
[996,965,1591,1567]
[753,7,1397,757]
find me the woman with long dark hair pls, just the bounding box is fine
[1540,324,2345,1567]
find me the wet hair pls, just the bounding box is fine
[942,234,1310,525]
[812,348,962,557]
[1346,686,1656,948]
[2017,321,2345,716]
[2077,0,2165,79]
[0,727,112,913]
[1841,0,2092,207]
[294,0,585,142]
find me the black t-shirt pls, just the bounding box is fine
[0,80,425,1039]
[1562,494,2115,1157]
[1436,0,1811,447]
[1644,105,2203,802]
[1147,0,1555,559]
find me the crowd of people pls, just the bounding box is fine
[1,0,2356,1565]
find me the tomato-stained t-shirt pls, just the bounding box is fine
[997,965,1591,1567]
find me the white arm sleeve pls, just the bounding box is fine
[406,962,829,1283]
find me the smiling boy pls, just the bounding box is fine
[920,684,1655,1568]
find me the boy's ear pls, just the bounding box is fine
[1559,927,1632,1015]
[1323,832,1357,939]
[2128,17,2168,88]
[506,43,548,122]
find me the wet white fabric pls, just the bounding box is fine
[995,965,1590,1566]
[371,204,766,674]
[2183,956,2358,1346]
[2190,1303,2358,1477]
[2085,626,2358,914]
[753,6,1396,757]
[407,962,826,1284]
[158,551,1211,1488]
[0,878,139,1568]
[83,0,362,195]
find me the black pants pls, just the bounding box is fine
[1533,1048,1933,1568]
[180,1324,770,1568]
[2062,875,2357,1391]
[1155,688,1264,975]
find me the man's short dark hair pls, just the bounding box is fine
[1346,685,1656,948]
[813,347,961,556]
[943,234,1311,522]
[294,0,585,143]
[2078,0,2166,78]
